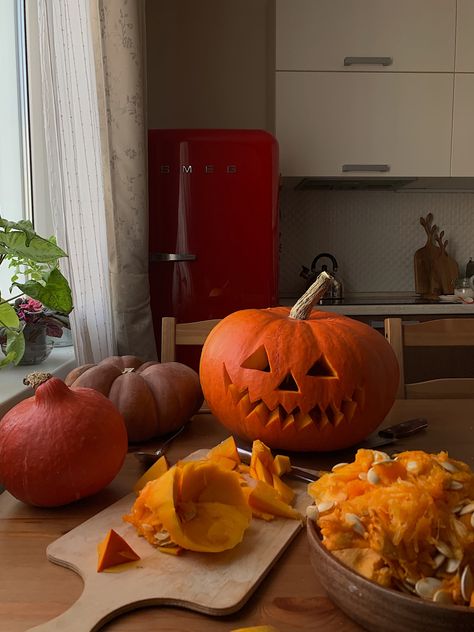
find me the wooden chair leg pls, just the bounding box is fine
[385,317,406,399]
[161,317,177,363]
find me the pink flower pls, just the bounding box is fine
[22,299,43,313]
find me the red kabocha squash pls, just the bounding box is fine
[65,356,203,442]
[199,273,400,452]
[0,372,128,507]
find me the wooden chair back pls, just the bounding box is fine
[384,317,474,399]
[161,317,221,413]
[160,317,220,363]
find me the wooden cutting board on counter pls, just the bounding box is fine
[432,230,459,295]
[414,214,459,296]
[414,213,440,297]
[28,450,310,632]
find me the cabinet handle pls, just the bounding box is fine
[342,164,391,173]
[150,252,197,262]
[344,56,393,66]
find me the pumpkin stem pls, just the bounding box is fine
[289,271,333,320]
[23,372,54,389]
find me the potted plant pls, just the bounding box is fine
[0,215,73,368]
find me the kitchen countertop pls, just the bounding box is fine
[279,293,474,316]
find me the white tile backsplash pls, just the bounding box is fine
[279,189,474,296]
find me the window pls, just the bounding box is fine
[0,0,53,300]
[0,0,30,299]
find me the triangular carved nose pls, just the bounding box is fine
[307,355,337,378]
[277,372,299,392]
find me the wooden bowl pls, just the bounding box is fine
[307,520,474,632]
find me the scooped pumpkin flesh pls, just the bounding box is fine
[308,449,474,605]
[125,459,252,553]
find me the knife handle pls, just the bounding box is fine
[378,417,428,439]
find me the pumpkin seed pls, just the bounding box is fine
[471,513,474,528]
[435,542,454,558]
[154,529,171,543]
[440,460,459,473]
[445,557,462,574]
[447,480,464,490]
[396,580,416,595]
[367,467,380,485]
[454,518,469,539]
[317,500,334,513]
[306,504,319,520]
[406,460,419,473]
[433,553,446,569]
[332,462,348,471]
[459,502,474,516]
[415,577,442,600]
[433,589,454,605]
[358,472,367,480]
[344,512,365,536]
[460,565,473,602]
[372,450,391,463]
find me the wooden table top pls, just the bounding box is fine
[1,399,473,632]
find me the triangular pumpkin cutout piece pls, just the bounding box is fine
[241,345,270,372]
[307,355,337,378]
[97,529,140,572]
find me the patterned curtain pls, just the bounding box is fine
[37,0,157,364]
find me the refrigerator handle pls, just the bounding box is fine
[150,253,197,262]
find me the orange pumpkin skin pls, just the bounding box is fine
[0,377,128,507]
[65,356,203,442]
[199,307,399,452]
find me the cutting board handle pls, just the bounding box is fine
[27,584,135,632]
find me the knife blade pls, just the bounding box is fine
[356,417,428,450]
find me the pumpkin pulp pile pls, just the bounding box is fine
[123,437,303,555]
[308,448,474,607]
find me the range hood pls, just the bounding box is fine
[281,177,474,192]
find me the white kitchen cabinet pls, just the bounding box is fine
[455,0,474,72]
[452,74,474,176]
[276,0,456,72]
[276,72,453,177]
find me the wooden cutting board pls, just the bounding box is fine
[432,230,459,295]
[414,212,440,297]
[28,450,310,632]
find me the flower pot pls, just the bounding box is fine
[2,323,53,366]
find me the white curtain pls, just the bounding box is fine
[37,0,157,365]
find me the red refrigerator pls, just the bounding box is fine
[148,129,279,364]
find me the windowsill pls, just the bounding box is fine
[0,345,76,418]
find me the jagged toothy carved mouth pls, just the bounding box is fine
[223,367,366,433]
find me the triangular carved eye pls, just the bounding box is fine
[241,345,270,372]
[277,372,299,392]
[307,355,337,378]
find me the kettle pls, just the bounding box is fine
[300,253,344,301]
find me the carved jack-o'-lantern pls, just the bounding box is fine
[199,273,399,452]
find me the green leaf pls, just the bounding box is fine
[0,302,24,367]
[0,231,67,262]
[0,301,20,328]
[14,267,73,314]
[0,329,25,366]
